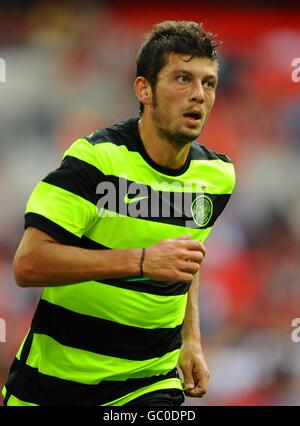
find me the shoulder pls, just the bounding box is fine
[191,142,236,193]
[84,117,138,148]
[191,142,233,164]
[62,117,139,171]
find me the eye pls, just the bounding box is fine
[203,80,216,89]
[177,75,190,84]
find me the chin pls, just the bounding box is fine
[159,123,201,145]
[180,127,201,140]
[173,130,200,145]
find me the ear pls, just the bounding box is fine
[134,76,153,109]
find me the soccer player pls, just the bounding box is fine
[2,21,235,406]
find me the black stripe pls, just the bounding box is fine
[80,235,108,250]
[191,142,233,163]
[25,213,83,246]
[96,185,231,229]
[24,213,108,250]
[41,155,231,229]
[3,306,40,405]
[42,155,103,205]
[34,299,182,361]
[98,278,190,296]
[126,192,231,229]
[4,358,179,406]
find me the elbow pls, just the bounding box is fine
[13,251,37,288]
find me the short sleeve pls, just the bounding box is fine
[25,138,101,245]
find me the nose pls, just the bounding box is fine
[189,80,205,103]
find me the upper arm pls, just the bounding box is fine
[14,227,59,266]
[12,226,61,286]
[19,226,59,249]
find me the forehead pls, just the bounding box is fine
[159,53,218,79]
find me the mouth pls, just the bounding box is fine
[182,111,202,123]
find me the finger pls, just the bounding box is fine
[181,369,195,393]
[189,371,209,397]
[184,384,207,398]
[180,261,200,274]
[176,272,194,282]
[184,374,208,397]
[181,240,206,255]
[183,251,205,264]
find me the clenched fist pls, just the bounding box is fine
[143,234,206,282]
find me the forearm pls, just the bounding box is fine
[182,271,201,343]
[14,229,141,287]
[179,271,210,397]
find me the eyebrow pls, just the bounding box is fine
[172,69,218,81]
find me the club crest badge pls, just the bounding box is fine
[191,194,213,227]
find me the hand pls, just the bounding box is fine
[178,340,210,398]
[142,234,206,282]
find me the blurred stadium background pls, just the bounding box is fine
[0,0,300,406]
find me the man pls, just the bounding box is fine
[3,20,235,406]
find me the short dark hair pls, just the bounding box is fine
[136,20,219,114]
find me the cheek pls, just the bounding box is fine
[157,94,179,116]
[206,94,216,112]
[158,84,183,103]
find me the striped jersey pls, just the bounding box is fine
[3,117,235,406]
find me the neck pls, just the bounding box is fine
[138,115,191,170]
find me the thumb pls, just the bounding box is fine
[182,369,195,391]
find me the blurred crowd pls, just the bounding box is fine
[0,1,300,406]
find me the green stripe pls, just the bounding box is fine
[25,181,97,237]
[6,393,39,406]
[41,283,187,329]
[26,333,180,384]
[123,154,236,194]
[126,277,151,282]
[65,139,235,194]
[87,209,212,248]
[101,378,183,406]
